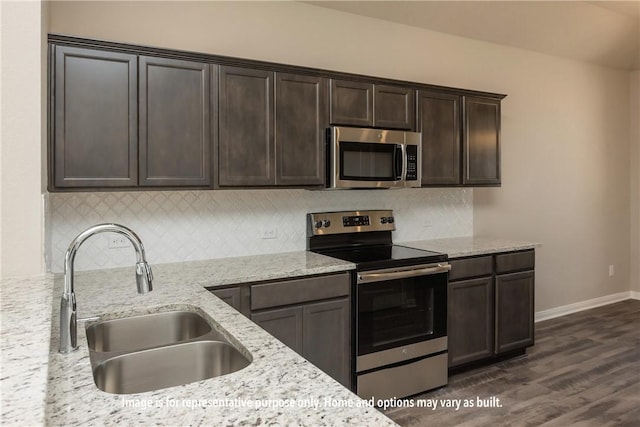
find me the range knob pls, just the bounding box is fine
[314,220,323,229]
[322,219,331,228]
[388,216,395,224]
[381,217,388,224]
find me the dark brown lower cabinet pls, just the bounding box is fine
[448,277,494,367]
[210,287,242,312]
[252,306,303,352]
[447,250,535,369]
[211,273,351,387]
[252,298,350,387]
[495,271,535,353]
[301,300,350,386]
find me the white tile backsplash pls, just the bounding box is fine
[46,188,473,272]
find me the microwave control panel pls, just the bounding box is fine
[405,145,418,181]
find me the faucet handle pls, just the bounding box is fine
[135,261,153,294]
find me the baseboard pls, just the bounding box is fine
[535,291,636,323]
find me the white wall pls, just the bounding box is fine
[0,1,47,278]
[631,70,640,293]
[46,1,633,310]
[473,60,631,310]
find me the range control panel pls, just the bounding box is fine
[343,215,370,227]
[308,210,396,236]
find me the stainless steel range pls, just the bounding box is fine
[307,210,450,400]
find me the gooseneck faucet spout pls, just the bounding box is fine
[59,224,153,354]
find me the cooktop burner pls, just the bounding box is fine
[307,210,447,270]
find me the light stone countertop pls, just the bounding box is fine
[398,236,540,259]
[2,251,400,427]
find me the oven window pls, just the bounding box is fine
[340,142,396,181]
[357,274,447,356]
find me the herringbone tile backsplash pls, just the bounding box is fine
[46,188,472,272]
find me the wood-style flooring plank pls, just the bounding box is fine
[385,299,640,427]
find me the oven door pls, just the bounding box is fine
[355,263,449,372]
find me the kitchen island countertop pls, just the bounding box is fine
[1,251,401,427]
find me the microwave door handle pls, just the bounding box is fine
[401,143,407,181]
[394,145,404,181]
[357,264,452,284]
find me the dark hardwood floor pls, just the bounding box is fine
[385,299,640,427]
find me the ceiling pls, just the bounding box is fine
[307,1,640,70]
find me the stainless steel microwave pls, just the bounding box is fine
[327,126,421,189]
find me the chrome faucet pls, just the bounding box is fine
[59,224,153,354]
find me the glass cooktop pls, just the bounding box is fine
[315,244,447,271]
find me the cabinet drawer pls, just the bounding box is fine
[496,250,535,274]
[449,256,493,281]
[251,273,350,310]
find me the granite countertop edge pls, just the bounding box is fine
[398,236,541,259]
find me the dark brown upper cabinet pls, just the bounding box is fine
[374,84,415,130]
[49,36,506,191]
[419,92,502,187]
[330,79,414,130]
[275,73,327,186]
[139,56,211,187]
[330,80,373,127]
[417,91,461,185]
[218,66,327,187]
[52,46,138,188]
[463,96,501,185]
[218,66,275,186]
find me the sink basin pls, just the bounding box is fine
[92,341,251,394]
[85,309,252,394]
[86,310,212,352]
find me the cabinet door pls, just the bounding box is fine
[495,271,535,353]
[418,91,461,185]
[303,299,350,387]
[330,79,373,127]
[275,73,327,186]
[374,85,415,130]
[448,277,494,367]
[219,66,274,186]
[463,96,501,185]
[210,287,241,312]
[251,307,303,354]
[139,56,211,186]
[53,46,137,188]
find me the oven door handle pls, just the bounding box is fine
[357,263,451,284]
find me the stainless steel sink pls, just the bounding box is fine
[92,341,251,394]
[86,310,212,352]
[85,309,252,394]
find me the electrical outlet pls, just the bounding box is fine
[608,265,615,277]
[260,228,277,239]
[108,235,129,249]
